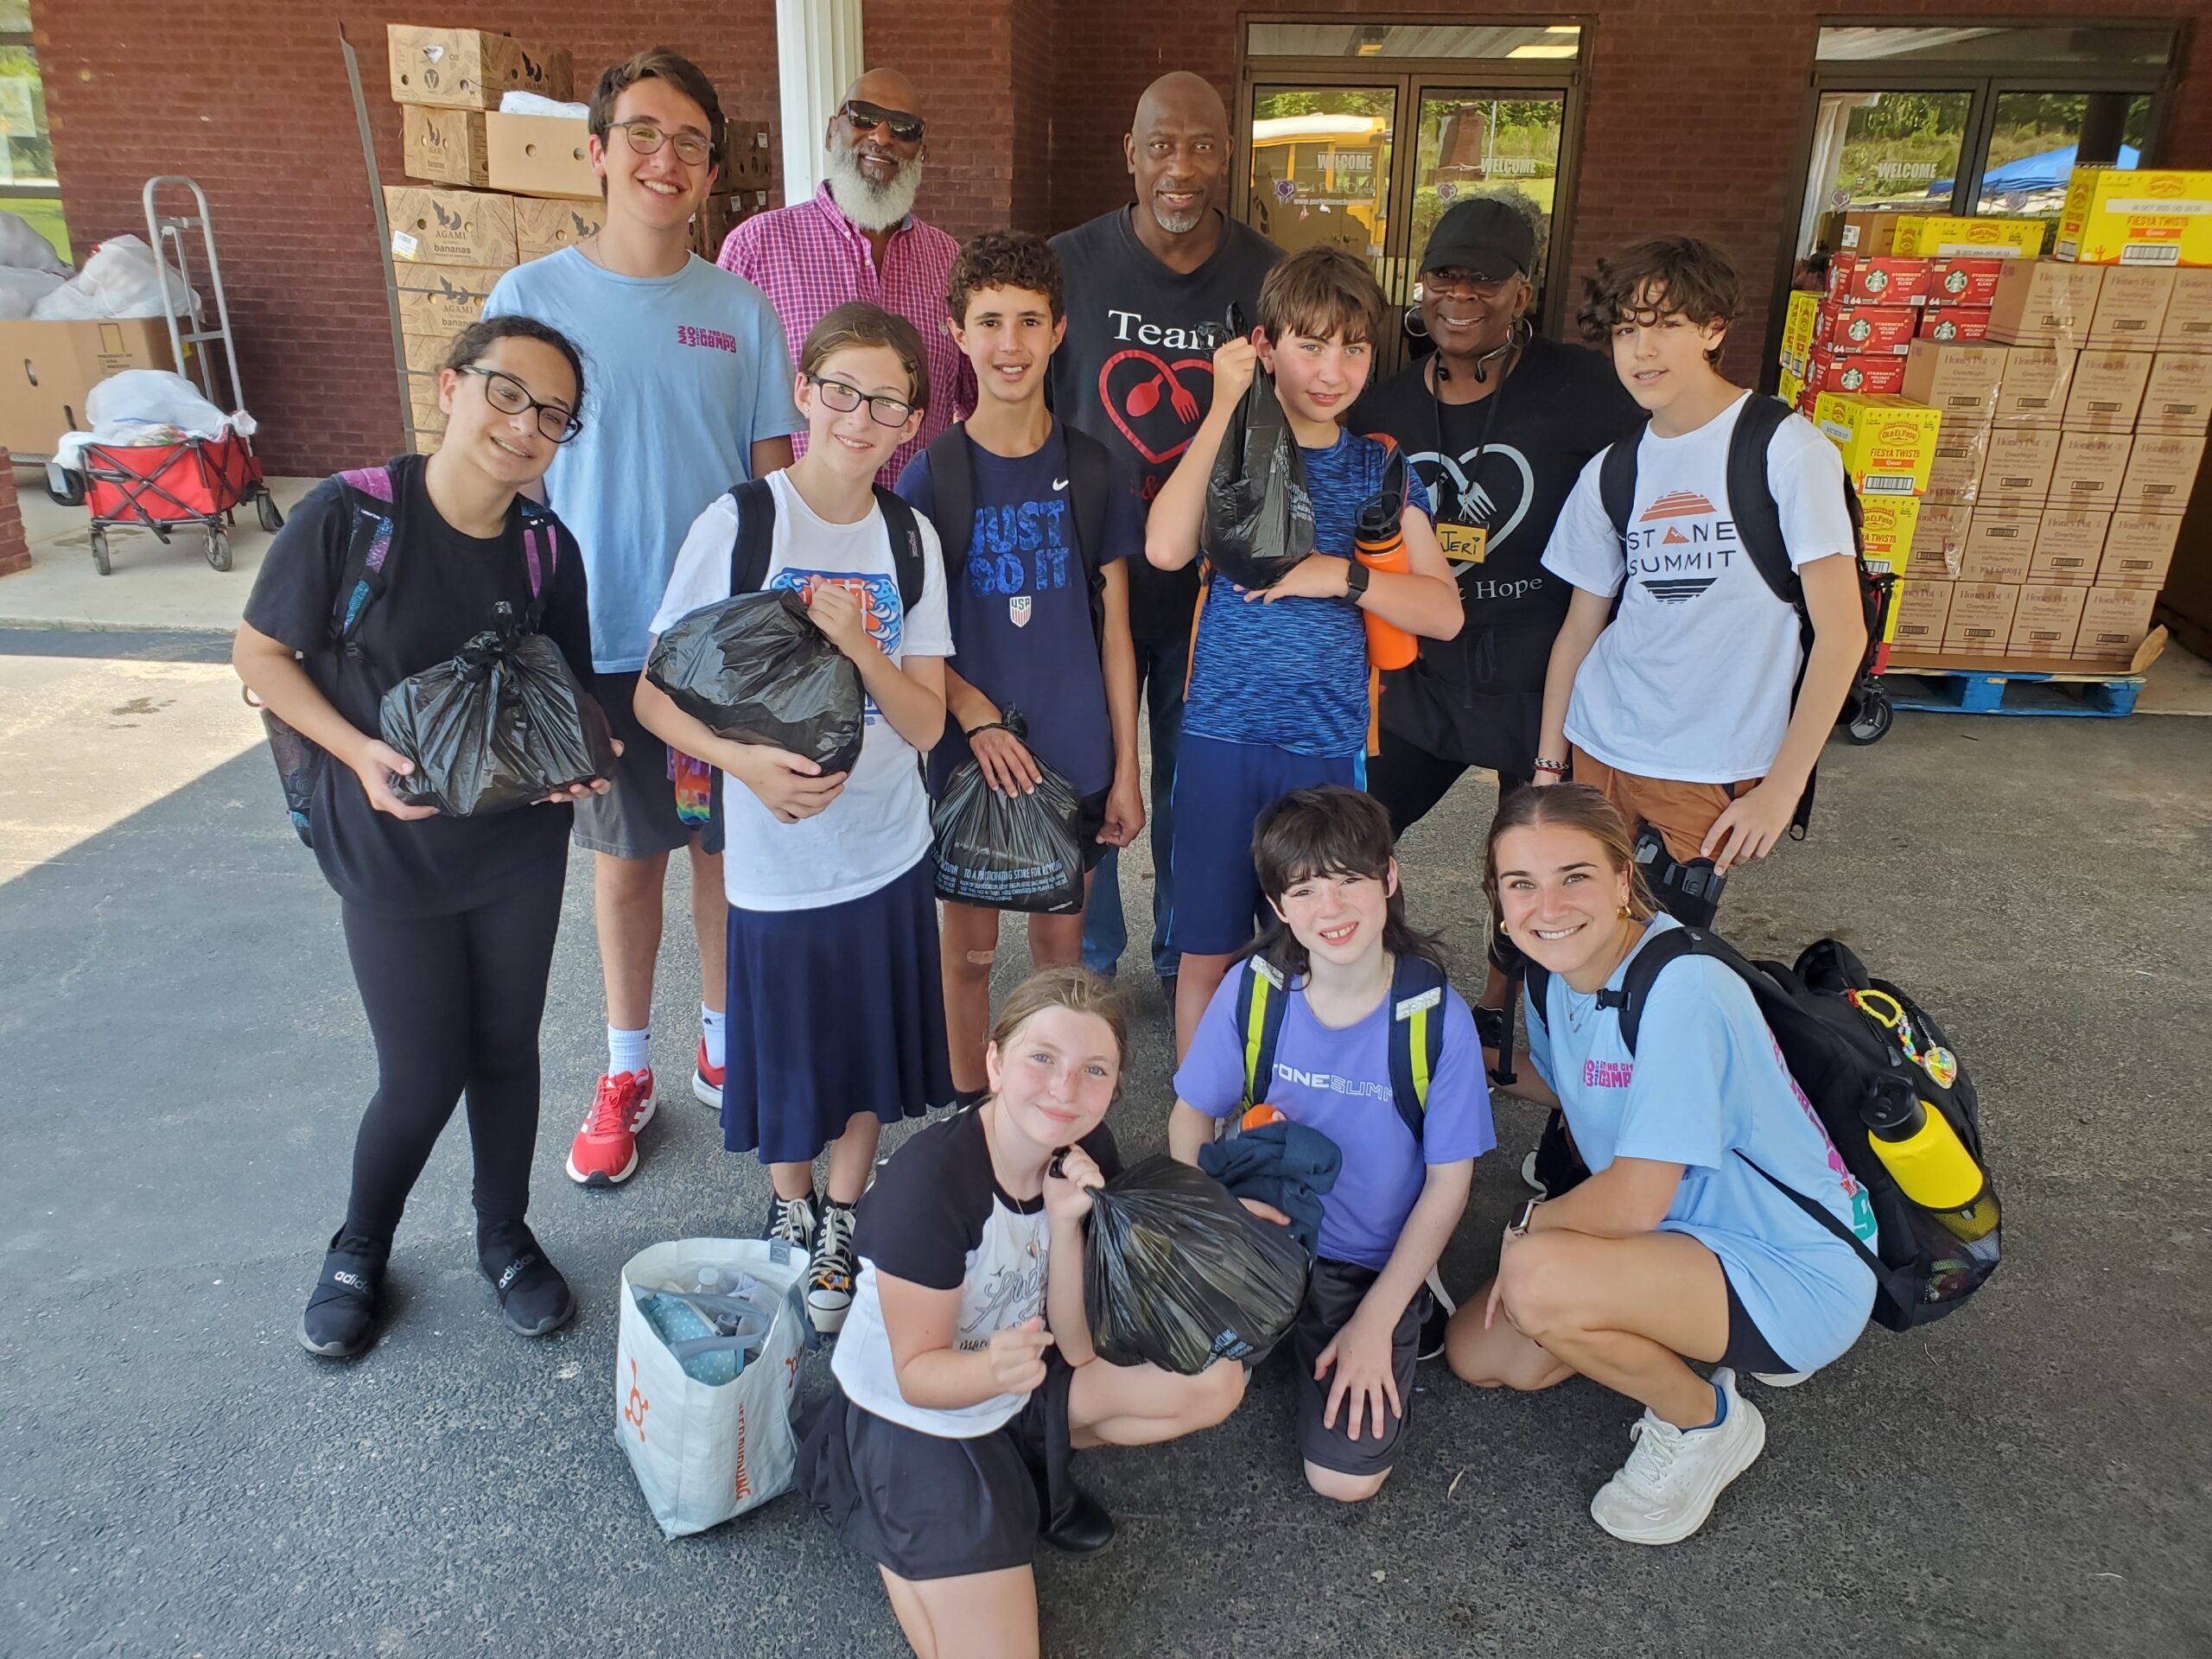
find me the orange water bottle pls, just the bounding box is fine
[1354,448,1418,671]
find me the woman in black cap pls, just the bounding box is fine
[1351,190,1642,1059]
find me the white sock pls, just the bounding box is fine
[701,1003,727,1071]
[607,1026,651,1079]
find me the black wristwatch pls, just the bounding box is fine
[1343,558,1370,601]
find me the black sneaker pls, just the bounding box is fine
[765,1190,817,1252]
[299,1230,388,1358]
[479,1221,576,1338]
[1418,1267,1456,1362]
[808,1199,859,1334]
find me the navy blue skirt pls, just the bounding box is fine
[722,854,954,1165]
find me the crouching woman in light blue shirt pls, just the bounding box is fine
[1446,783,1875,1547]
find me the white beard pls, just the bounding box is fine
[823,143,924,232]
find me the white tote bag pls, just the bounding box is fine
[614,1237,811,1539]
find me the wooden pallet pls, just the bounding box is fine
[1881,654,2148,718]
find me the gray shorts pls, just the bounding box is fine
[1292,1256,1427,1478]
[574,670,725,860]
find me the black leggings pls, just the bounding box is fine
[1365,738,1529,976]
[339,869,565,1243]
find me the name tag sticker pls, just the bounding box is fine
[1395,987,1443,1019]
[1436,522,1489,565]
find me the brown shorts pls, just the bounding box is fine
[1568,747,1762,864]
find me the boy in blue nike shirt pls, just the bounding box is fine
[1147,246,1463,1056]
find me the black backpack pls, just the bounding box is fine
[726,474,926,609]
[1598,395,1889,836]
[1524,929,1999,1332]
[919,422,1117,652]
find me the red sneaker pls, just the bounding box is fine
[566,1070,656,1187]
[691,1038,724,1110]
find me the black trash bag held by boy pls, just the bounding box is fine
[1200,366,1316,592]
[645,588,868,777]
[1082,1154,1310,1375]
[379,601,617,817]
[931,709,1087,913]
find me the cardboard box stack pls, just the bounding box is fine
[1872,178,2212,669]
[385,25,773,451]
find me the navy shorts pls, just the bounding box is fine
[1166,733,1363,957]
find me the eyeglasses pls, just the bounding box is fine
[614,120,715,167]
[841,99,925,144]
[807,373,914,428]
[461,366,583,443]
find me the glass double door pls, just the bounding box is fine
[1243,79,1571,362]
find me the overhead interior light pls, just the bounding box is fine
[1508,43,1579,57]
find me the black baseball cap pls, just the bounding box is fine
[1421,198,1536,282]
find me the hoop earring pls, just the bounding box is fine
[1402,303,1429,340]
[1511,315,1535,349]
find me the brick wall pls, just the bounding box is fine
[37,1,2209,473]
[0,451,27,578]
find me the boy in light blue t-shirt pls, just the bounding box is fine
[482,48,803,1191]
[1143,247,1463,1060]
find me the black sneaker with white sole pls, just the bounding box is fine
[479,1221,576,1338]
[765,1190,817,1251]
[808,1198,859,1334]
[298,1230,389,1358]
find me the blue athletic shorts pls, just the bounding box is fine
[1166,733,1364,957]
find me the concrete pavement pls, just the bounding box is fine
[2,625,2209,1658]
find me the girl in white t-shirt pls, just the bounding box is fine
[638,303,956,1336]
[798,968,1246,1659]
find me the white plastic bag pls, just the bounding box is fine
[499,90,591,118]
[54,369,258,472]
[31,234,201,322]
[0,211,69,275]
[615,1236,811,1539]
[0,266,64,318]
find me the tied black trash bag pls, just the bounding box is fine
[931,710,1086,913]
[379,605,617,817]
[1200,367,1316,592]
[1083,1154,1309,1375]
[645,588,866,777]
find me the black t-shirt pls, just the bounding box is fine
[1049,207,1281,644]
[1351,334,1643,773]
[244,454,595,917]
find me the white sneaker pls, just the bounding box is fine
[1750,1370,1811,1389]
[1589,1369,1766,1545]
[1417,1266,1456,1361]
[1520,1150,1548,1198]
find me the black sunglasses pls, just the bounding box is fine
[842,99,925,144]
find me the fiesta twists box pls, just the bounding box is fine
[1812,393,1943,497]
[2056,167,2212,267]
[1897,215,2046,259]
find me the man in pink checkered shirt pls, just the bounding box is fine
[719,67,976,485]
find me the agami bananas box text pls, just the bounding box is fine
[2057,167,2212,267]
[1812,392,1942,495]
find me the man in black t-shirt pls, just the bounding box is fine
[1049,70,1281,993]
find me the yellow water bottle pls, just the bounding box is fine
[1859,1089,1999,1243]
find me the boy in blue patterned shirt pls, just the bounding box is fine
[1146,246,1464,1056]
